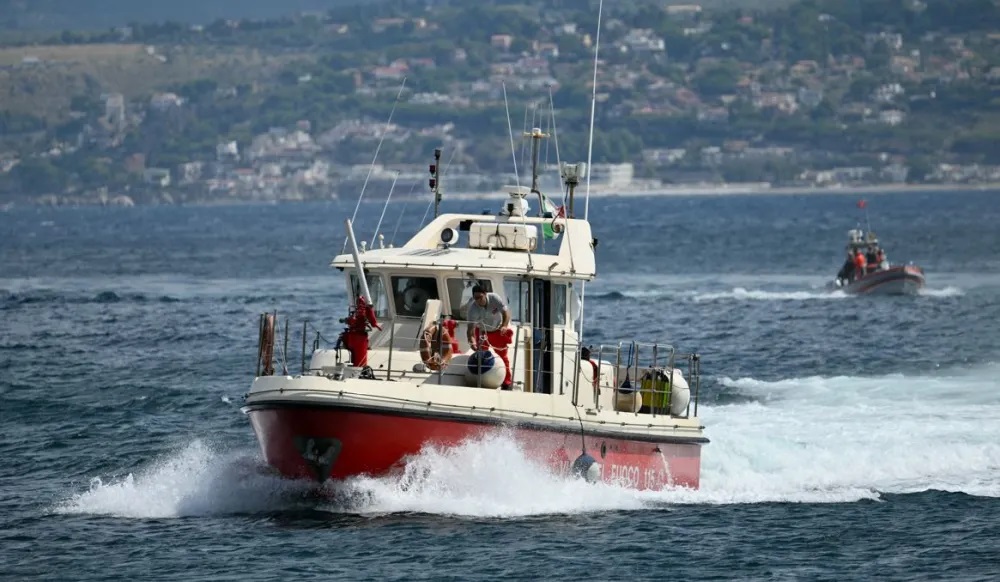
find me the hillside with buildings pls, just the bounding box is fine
[1,0,998,206]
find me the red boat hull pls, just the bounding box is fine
[245,405,704,490]
[840,265,926,295]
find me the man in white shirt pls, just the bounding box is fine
[465,284,513,390]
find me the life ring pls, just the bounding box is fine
[419,324,453,371]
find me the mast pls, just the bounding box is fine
[524,127,548,215]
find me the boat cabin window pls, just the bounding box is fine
[349,273,390,319]
[391,276,440,318]
[569,283,582,324]
[552,283,567,326]
[503,277,530,323]
[447,277,493,319]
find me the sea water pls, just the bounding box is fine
[2,191,998,580]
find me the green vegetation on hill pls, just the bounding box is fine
[1,0,999,202]
[0,0,364,30]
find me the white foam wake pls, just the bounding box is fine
[919,286,963,297]
[689,364,1000,503]
[328,431,646,517]
[55,365,1000,518]
[53,436,646,519]
[54,441,312,518]
[692,287,847,302]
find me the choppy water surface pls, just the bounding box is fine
[2,191,999,581]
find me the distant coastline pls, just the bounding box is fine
[4,181,999,210]
[441,182,1000,201]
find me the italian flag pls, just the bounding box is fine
[539,191,565,240]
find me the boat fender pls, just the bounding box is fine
[572,452,601,483]
[466,348,496,374]
[464,348,506,388]
[419,323,453,371]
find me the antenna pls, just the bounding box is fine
[502,81,522,192]
[519,104,530,175]
[583,0,603,221]
[389,182,417,247]
[548,88,565,213]
[430,148,443,218]
[342,77,406,254]
[420,148,458,230]
[579,0,603,343]
[369,171,399,248]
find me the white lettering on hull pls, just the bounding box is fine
[607,464,669,489]
[557,447,675,489]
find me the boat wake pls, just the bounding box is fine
[52,436,646,519]
[325,432,648,517]
[53,440,322,519]
[692,363,1000,504]
[587,272,971,303]
[591,287,848,302]
[918,285,963,297]
[55,361,1000,518]
[594,285,966,302]
[691,287,847,302]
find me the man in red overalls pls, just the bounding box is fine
[853,248,867,280]
[465,284,513,390]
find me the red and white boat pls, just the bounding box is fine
[242,140,709,490]
[831,228,926,296]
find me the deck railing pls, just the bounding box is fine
[255,313,701,418]
[588,341,702,419]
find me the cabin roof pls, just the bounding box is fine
[331,213,597,280]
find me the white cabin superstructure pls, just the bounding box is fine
[328,207,592,394]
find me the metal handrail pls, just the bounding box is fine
[255,312,701,418]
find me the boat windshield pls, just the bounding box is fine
[349,273,390,319]
[503,277,529,323]
[391,275,441,318]
[447,277,494,319]
[553,283,568,325]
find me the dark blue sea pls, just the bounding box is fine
[2,190,999,581]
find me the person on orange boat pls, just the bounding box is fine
[837,249,854,284]
[875,248,886,270]
[465,284,513,390]
[866,245,878,269]
[853,248,867,279]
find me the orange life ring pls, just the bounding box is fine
[419,324,453,371]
